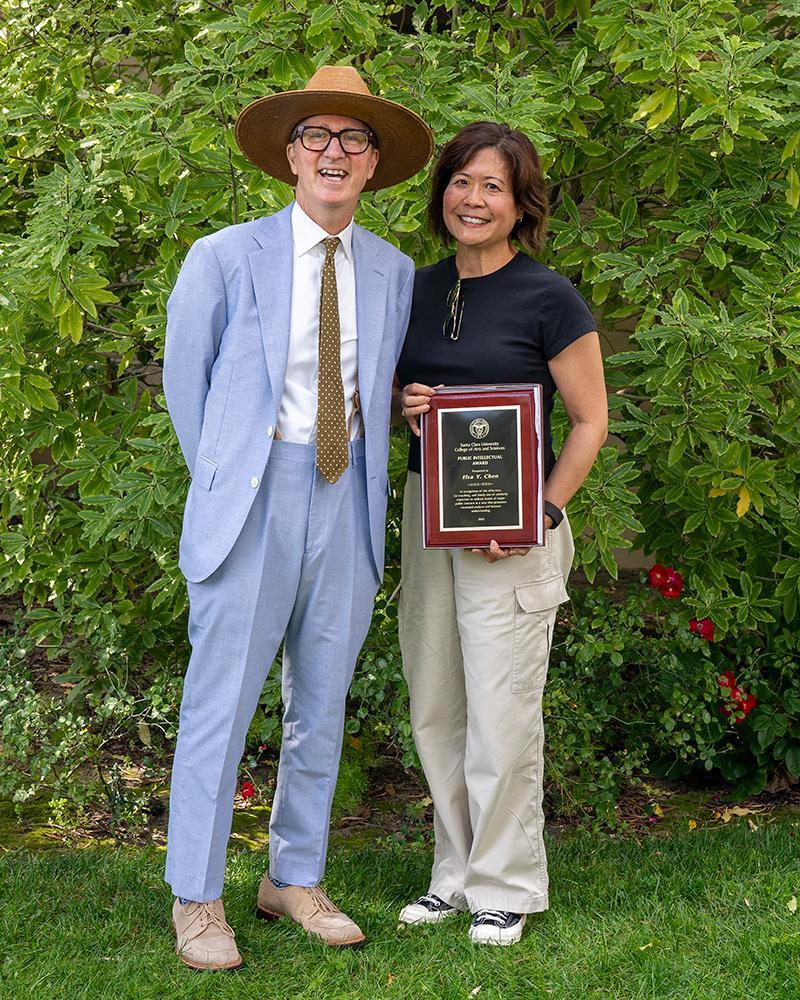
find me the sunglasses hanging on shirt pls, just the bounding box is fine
[443,278,464,341]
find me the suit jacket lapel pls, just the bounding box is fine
[248,209,390,423]
[353,227,389,421]
[248,204,293,408]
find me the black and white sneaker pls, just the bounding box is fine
[468,909,526,945]
[398,893,462,925]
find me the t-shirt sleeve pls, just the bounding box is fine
[540,275,597,360]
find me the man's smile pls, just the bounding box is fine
[318,167,349,183]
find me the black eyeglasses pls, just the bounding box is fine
[290,124,378,154]
[443,279,464,341]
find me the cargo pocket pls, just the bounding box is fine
[511,575,569,693]
[192,454,218,491]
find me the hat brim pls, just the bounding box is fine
[235,90,433,191]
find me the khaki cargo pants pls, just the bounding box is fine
[398,472,573,913]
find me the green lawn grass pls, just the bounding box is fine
[3,820,800,1000]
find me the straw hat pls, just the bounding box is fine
[235,65,433,191]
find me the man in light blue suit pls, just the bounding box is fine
[162,65,432,971]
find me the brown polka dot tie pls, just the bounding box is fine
[316,237,348,484]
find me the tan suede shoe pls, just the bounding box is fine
[172,897,243,971]
[256,878,366,947]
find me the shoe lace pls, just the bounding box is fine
[418,893,451,910]
[306,885,339,916]
[473,908,513,927]
[192,901,236,938]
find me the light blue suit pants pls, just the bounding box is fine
[165,439,377,902]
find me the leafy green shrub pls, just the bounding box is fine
[545,583,800,821]
[0,613,177,832]
[1,0,798,823]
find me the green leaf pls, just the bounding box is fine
[308,5,335,34]
[785,746,800,778]
[570,48,588,82]
[620,197,637,231]
[248,0,272,22]
[683,510,705,533]
[703,244,728,269]
[672,288,689,319]
[781,130,800,164]
[633,89,669,122]
[787,167,800,211]
[579,140,607,158]
[647,89,677,130]
[58,302,83,343]
[184,41,202,68]
[668,430,687,466]
[188,126,219,154]
[272,51,293,86]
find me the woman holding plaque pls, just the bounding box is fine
[393,122,607,945]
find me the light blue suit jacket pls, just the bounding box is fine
[163,202,414,584]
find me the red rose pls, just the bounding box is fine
[720,685,743,717]
[697,619,715,640]
[648,564,670,588]
[717,671,736,689]
[721,685,756,722]
[240,780,256,799]
[737,692,757,720]
[659,569,683,598]
[689,617,715,641]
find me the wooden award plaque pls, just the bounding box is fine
[420,384,544,549]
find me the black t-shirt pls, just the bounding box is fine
[396,253,597,477]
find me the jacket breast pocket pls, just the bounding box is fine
[192,454,218,491]
[511,575,569,694]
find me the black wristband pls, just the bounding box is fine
[544,500,564,529]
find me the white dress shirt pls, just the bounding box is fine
[276,201,360,444]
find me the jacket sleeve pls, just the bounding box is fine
[394,257,415,366]
[162,238,227,473]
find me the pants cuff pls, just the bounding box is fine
[269,864,325,887]
[428,884,468,910]
[465,891,549,914]
[165,865,223,904]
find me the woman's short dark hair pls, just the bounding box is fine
[428,121,549,255]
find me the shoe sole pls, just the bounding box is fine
[398,907,462,925]
[468,932,522,946]
[468,917,526,947]
[177,953,245,972]
[255,905,367,948]
[172,920,244,972]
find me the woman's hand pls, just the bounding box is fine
[470,540,532,563]
[470,515,554,562]
[399,382,437,437]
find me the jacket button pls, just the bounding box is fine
[250,477,259,488]
[266,425,274,437]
